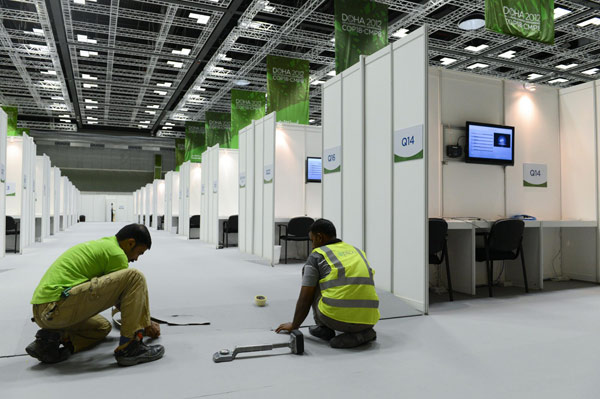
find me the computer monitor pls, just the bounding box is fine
[465,121,515,166]
[306,157,322,183]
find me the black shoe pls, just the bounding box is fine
[330,328,377,349]
[114,339,165,367]
[25,329,71,364]
[308,325,336,341]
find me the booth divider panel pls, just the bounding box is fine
[209,146,219,246]
[392,28,428,312]
[305,127,323,218]
[560,83,597,221]
[322,77,343,233]
[365,47,393,292]
[341,63,365,248]
[263,114,276,264]
[190,164,201,218]
[274,125,305,219]
[165,174,172,232]
[246,124,256,254]
[218,150,239,220]
[0,110,5,256]
[239,130,247,253]
[200,156,208,241]
[254,121,265,257]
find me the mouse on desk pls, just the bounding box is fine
[511,214,536,220]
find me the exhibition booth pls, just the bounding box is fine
[35,155,51,242]
[152,179,165,230]
[178,161,201,239]
[165,171,179,233]
[144,183,153,228]
[238,113,322,264]
[199,145,238,247]
[6,133,36,254]
[50,167,60,235]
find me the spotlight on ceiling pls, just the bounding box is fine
[234,79,251,86]
[458,12,486,31]
[523,82,537,92]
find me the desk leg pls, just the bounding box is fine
[506,227,541,290]
[447,229,476,296]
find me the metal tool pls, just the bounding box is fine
[213,330,304,363]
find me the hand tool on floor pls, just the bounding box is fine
[213,330,304,363]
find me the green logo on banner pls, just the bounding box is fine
[335,0,388,74]
[205,112,232,148]
[231,89,265,148]
[175,139,185,172]
[185,122,206,163]
[154,154,162,179]
[1,106,20,136]
[485,0,554,45]
[266,55,309,125]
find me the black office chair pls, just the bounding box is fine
[429,218,453,301]
[476,219,528,297]
[79,215,86,222]
[279,216,314,264]
[222,215,238,248]
[190,215,200,229]
[6,216,19,253]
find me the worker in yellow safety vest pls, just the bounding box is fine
[276,219,379,348]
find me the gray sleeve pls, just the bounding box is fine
[301,253,321,287]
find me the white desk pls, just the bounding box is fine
[442,219,597,295]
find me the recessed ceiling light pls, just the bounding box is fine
[189,13,210,24]
[138,124,149,129]
[554,7,572,19]
[527,73,543,80]
[80,50,98,57]
[548,78,569,84]
[82,73,97,80]
[172,48,191,56]
[42,79,59,85]
[162,126,173,130]
[84,99,98,103]
[234,79,251,86]
[458,12,485,30]
[582,68,599,75]
[195,86,206,91]
[51,96,64,100]
[83,83,98,88]
[60,119,71,123]
[327,70,336,77]
[156,82,172,88]
[76,34,97,44]
[87,116,98,120]
[556,63,578,70]
[147,105,159,109]
[498,50,517,59]
[85,105,98,109]
[577,17,600,27]
[165,122,175,126]
[145,111,156,115]
[179,108,189,112]
[392,28,409,38]
[465,44,489,52]
[467,63,489,70]
[440,57,457,66]
[59,114,70,118]
[74,0,97,4]
[309,119,315,123]
[154,90,167,96]
[167,61,184,68]
[41,70,56,75]
[87,121,98,124]
[311,80,325,85]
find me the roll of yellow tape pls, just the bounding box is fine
[255,295,267,307]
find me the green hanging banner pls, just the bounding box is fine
[334,0,388,74]
[175,139,185,172]
[231,89,265,148]
[1,106,20,136]
[205,112,232,148]
[154,154,162,179]
[185,121,206,163]
[266,55,310,125]
[485,0,554,45]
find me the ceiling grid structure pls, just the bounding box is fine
[0,0,599,138]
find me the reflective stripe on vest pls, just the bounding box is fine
[314,242,380,325]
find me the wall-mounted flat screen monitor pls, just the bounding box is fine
[465,121,515,166]
[306,157,322,183]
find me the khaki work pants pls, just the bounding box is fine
[32,268,151,352]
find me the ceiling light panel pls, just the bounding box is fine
[577,17,600,27]
[189,13,210,24]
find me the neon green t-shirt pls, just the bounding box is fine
[31,236,129,304]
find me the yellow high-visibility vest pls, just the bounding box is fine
[314,242,380,325]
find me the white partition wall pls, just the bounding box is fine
[171,172,180,232]
[144,183,152,227]
[6,133,34,253]
[238,114,321,264]
[152,179,165,230]
[0,109,6,257]
[165,173,173,232]
[59,176,68,231]
[178,162,189,236]
[201,145,238,247]
[27,137,35,245]
[190,163,201,237]
[50,167,60,235]
[35,155,51,241]
[322,27,429,312]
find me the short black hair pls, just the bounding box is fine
[116,224,152,249]
[309,219,336,238]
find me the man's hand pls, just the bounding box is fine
[144,321,161,339]
[275,322,294,334]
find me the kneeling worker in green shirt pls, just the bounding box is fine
[27,224,164,367]
[276,219,379,348]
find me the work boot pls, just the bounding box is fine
[309,325,336,341]
[329,328,377,349]
[114,339,165,367]
[25,329,71,364]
